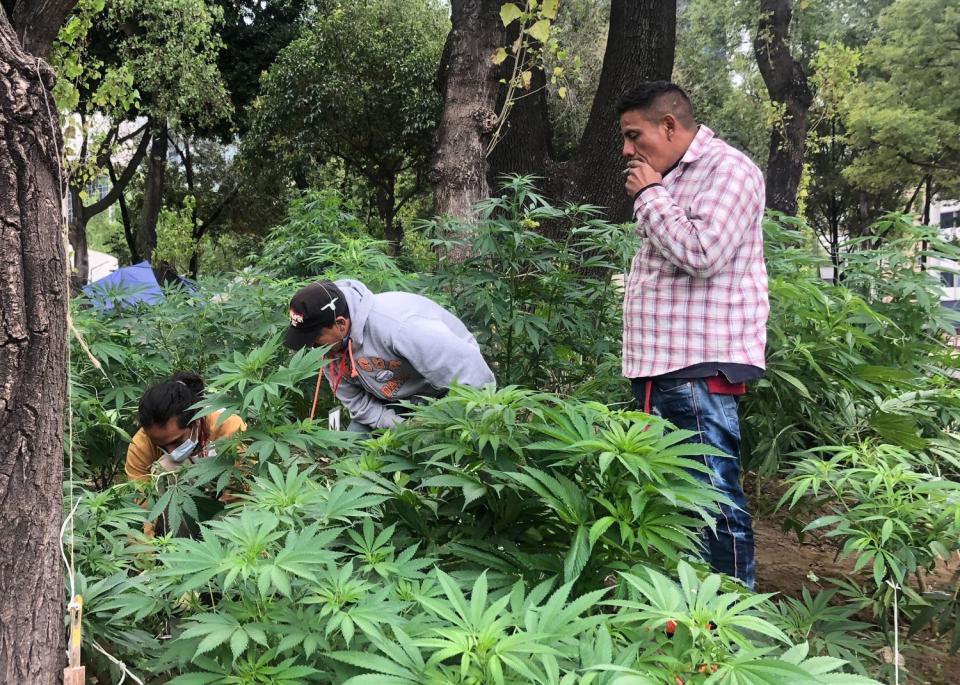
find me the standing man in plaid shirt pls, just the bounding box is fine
[619,81,768,589]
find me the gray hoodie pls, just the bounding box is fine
[326,279,495,429]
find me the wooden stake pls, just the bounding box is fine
[64,595,84,685]
[63,666,85,685]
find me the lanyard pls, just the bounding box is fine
[309,342,357,421]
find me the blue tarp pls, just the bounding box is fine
[83,261,165,310]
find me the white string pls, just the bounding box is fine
[38,56,149,685]
[59,495,82,600]
[92,641,145,685]
[886,580,901,685]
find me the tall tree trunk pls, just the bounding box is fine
[450,0,676,223]
[486,27,554,189]
[11,0,77,59]
[920,175,932,271]
[754,0,812,216]
[107,155,139,262]
[375,178,402,256]
[570,0,677,219]
[0,7,68,683]
[429,0,504,223]
[68,186,88,290]
[137,118,168,261]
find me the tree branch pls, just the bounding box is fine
[896,152,960,174]
[116,120,148,145]
[167,131,187,167]
[107,155,139,262]
[196,184,241,240]
[85,127,151,217]
[92,124,119,169]
[902,176,926,214]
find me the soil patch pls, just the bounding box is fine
[753,510,960,683]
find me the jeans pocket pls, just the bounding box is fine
[715,393,742,444]
[654,378,692,392]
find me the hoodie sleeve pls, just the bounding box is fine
[392,317,496,389]
[334,376,402,430]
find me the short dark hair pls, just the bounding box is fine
[138,371,204,429]
[616,81,695,128]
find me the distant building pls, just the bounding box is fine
[66,176,112,223]
[929,199,960,309]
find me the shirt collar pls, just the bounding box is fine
[679,125,714,165]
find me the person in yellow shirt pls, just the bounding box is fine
[125,371,246,481]
[125,371,246,537]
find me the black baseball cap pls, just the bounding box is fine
[283,281,346,350]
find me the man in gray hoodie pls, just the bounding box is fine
[283,279,495,432]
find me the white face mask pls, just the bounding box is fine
[161,422,199,463]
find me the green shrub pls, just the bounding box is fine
[417,176,637,399]
[743,214,960,477]
[72,385,879,684]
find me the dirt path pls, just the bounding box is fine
[753,512,960,683]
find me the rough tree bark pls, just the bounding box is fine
[483,0,676,222]
[0,3,72,683]
[485,23,554,192]
[754,0,812,216]
[10,0,76,60]
[429,0,504,222]
[571,0,676,220]
[137,117,168,261]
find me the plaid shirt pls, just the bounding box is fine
[622,126,769,379]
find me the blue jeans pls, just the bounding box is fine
[632,378,755,589]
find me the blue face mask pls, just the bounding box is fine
[162,422,199,463]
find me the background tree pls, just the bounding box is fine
[754,0,813,215]
[438,0,677,224]
[673,0,769,161]
[675,0,905,237]
[802,40,902,271]
[215,0,308,134]
[161,0,308,277]
[431,0,507,223]
[0,2,72,682]
[54,0,231,284]
[842,0,960,204]
[250,0,447,255]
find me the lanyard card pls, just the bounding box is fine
[328,407,342,431]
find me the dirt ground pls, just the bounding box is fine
[753,510,960,683]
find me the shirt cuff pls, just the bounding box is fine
[633,183,663,202]
[632,183,666,219]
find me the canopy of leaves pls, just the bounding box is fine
[248,0,448,186]
[106,0,232,128]
[842,0,960,195]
